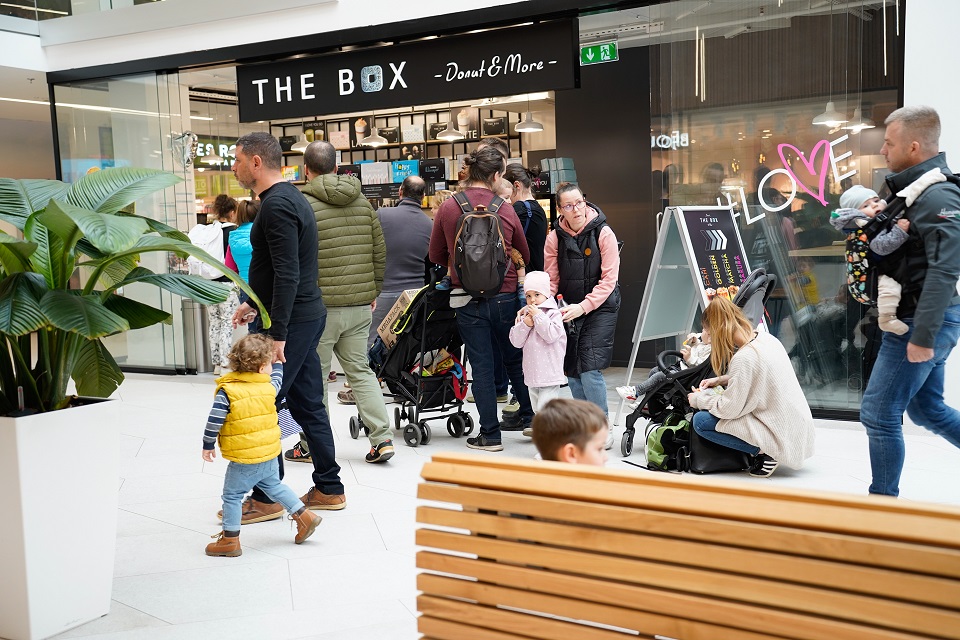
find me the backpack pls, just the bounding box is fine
[186,221,226,280]
[452,192,508,298]
[645,413,691,472]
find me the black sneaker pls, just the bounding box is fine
[499,415,525,432]
[365,439,395,464]
[284,441,311,463]
[466,435,503,452]
[749,453,779,478]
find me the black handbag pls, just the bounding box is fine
[681,428,752,474]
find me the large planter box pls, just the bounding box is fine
[0,400,121,640]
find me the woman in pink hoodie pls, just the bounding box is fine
[509,271,567,437]
[544,182,621,450]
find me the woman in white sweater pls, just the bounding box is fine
[687,297,815,477]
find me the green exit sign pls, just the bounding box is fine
[580,41,619,66]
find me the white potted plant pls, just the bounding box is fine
[0,168,269,640]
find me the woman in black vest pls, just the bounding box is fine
[544,182,621,449]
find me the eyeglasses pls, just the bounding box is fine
[560,199,586,213]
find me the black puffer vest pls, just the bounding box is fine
[555,203,621,376]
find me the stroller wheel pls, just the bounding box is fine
[463,414,475,435]
[394,407,403,430]
[419,420,432,445]
[403,423,420,447]
[620,430,634,457]
[447,414,466,438]
[349,416,360,440]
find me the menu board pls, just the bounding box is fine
[674,206,750,307]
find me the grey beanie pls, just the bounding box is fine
[839,184,879,210]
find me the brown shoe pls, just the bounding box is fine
[337,389,356,405]
[217,498,285,524]
[205,531,242,557]
[301,487,346,511]
[290,510,322,544]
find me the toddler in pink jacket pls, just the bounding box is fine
[509,271,567,436]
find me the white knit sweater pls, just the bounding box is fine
[689,331,815,469]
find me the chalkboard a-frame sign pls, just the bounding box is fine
[236,20,578,122]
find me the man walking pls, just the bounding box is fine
[861,105,960,496]
[285,140,395,465]
[369,175,433,348]
[231,132,345,518]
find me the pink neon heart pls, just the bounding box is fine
[777,140,831,206]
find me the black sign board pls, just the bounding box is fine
[236,20,578,122]
[675,206,751,306]
[361,183,401,200]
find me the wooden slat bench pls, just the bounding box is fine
[415,452,960,640]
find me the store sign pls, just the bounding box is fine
[676,207,750,308]
[194,135,236,168]
[651,130,689,150]
[580,41,618,66]
[236,20,577,122]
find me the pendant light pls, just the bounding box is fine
[515,96,543,133]
[204,99,225,164]
[813,3,847,127]
[436,106,465,141]
[360,112,389,148]
[842,12,875,134]
[291,129,310,152]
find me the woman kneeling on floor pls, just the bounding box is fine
[687,296,815,477]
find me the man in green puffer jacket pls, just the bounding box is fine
[285,140,394,466]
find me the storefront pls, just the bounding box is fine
[47,0,906,416]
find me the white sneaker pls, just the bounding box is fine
[605,426,615,450]
[616,385,637,402]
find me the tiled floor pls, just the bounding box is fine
[54,367,960,639]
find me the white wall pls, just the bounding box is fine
[0,119,55,179]
[903,0,960,408]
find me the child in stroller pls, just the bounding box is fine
[616,331,711,406]
[618,269,776,458]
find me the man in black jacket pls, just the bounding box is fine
[230,132,346,520]
[860,106,960,497]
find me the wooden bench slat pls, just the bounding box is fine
[419,572,790,640]
[418,594,633,639]
[418,552,930,640]
[418,483,960,579]
[416,505,960,609]
[419,615,543,640]
[420,459,960,548]
[416,528,960,639]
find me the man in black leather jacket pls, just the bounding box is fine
[860,105,960,497]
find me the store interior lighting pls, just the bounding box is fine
[360,112,389,147]
[675,1,712,22]
[515,96,543,133]
[724,24,750,39]
[204,100,225,164]
[842,107,876,133]
[812,101,848,127]
[290,134,310,152]
[436,109,465,141]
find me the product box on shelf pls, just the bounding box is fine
[281,165,301,181]
[377,288,422,348]
[392,160,419,183]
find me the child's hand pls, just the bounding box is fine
[202,449,216,462]
[699,376,721,390]
[687,387,699,406]
[522,308,535,327]
[897,219,910,232]
[680,346,692,362]
[527,304,540,317]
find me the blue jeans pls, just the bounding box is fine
[222,459,302,532]
[860,304,960,496]
[567,369,610,416]
[692,411,761,455]
[457,292,533,441]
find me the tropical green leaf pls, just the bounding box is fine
[41,200,149,254]
[72,338,124,398]
[117,212,189,241]
[0,272,48,335]
[40,290,129,338]
[66,167,182,214]
[103,294,172,329]
[0,232,38,274]
[114,270,233,305]
[24,212,67,289]
[0,178,70,230]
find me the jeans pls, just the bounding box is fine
[222,459,302,532]
[567,369,610,416]
[457,292,533,442]
[692,411,760,455]
[251,315,344,502]
[318,305,391,446]
[860,304,960,496]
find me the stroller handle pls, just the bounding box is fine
[657,350,689,379]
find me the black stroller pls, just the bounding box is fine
[367,279,473,448]
[620,268,777,458]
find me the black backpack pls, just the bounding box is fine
[453,192,508,298]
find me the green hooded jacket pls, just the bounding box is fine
[301,173,385,307]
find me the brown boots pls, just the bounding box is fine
[291,509,322,544]
[206,532,242,557]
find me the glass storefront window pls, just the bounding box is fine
[645,0,904,413]
[1,0,164,20]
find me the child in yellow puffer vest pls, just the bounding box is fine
[202,334,321,557]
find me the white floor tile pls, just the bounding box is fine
[54,601,169,638]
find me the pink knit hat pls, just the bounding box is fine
[524,271,551,298]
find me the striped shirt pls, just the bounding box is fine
[203,364,283,450]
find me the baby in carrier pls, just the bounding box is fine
[830,185,910,335]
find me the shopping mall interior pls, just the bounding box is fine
[1,1,960,639]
